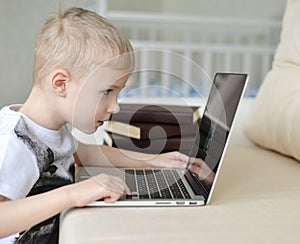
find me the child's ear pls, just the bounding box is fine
[51,70,71,97]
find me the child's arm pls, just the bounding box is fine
[75,143,189,169]
[0,173,130,238]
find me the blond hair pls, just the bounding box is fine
[33,7,134,84]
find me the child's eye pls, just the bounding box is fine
[103,89,113,95]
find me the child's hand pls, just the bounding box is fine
[147,151,189,170]
[187,157,215,183]
[146,152,215,183]
[70,173,131,207]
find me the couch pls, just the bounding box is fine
[60,0,300,242]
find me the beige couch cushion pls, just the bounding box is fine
[245,0,300,161]
[60,147,300,244]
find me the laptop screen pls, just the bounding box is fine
[186,73,247,199]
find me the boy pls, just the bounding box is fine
[0,7,194,244]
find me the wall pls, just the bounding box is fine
[107,0,286,19]
[0,0,286,107]
[0,0,88,107]
[162,0,286,19]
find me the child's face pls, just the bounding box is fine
[71,66,129,134]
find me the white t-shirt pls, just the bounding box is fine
[0,105,77,244]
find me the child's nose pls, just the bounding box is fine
[107,103,120,114]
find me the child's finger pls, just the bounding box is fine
[124,184,131,195]
[103,193,120,203]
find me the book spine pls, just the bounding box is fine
[105,121,141,139]
[111,111,195,125]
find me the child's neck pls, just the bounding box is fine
[19,87,66,131]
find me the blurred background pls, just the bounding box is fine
[0,0,286,107]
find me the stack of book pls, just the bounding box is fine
[103,103,201,154]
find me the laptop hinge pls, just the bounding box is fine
[184,171,209,199]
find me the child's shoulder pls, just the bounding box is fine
[0,105,30,155]
[0,105,38,183]
[0,104,23,136]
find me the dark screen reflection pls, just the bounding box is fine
[186,73,247,198]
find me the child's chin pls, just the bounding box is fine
[79,126,98,135]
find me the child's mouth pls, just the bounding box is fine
[97,121,104,126]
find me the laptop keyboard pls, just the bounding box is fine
[125,169,191,199]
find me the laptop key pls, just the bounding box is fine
[169,183,184,199]
[136,170,149,196]
[163,170,184,199]
[154,170,168,192]
[139,194,150,199]
[145,170,161,198]
[161,188,172,199]
[150,192,162,199]
[126,194,139,200]
[176,178,191,199]
[125,170,137,193]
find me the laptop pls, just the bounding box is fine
[76,73,248,206]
